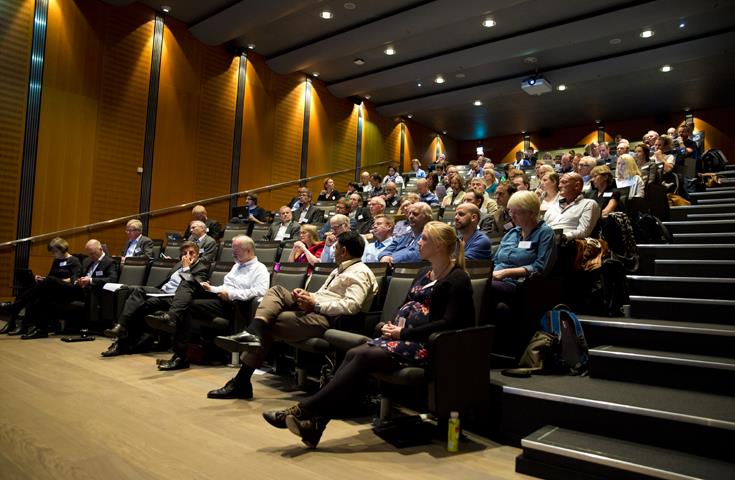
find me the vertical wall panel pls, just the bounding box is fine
[270,73,305,209]
[0,0,34,297]
[404,120,436,170]
[362,103,400,174]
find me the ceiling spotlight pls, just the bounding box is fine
[417,82,422,87]
[365,94,372,100]
[343,2,356,9]
[473,100,482,106]
[660,65,672,73]
[320,10,333,19]
[683,106,690,112]
[640,29,654,38]
[312,72,319,77]
[247,43,255,50]
[434,75,445,84]
[557,84,567,91]
[527,78,536,86]
[679,21,686,28]
[407,114,413,119]
[384,46,396,55]
[442,130,447,135]
[161,5,171,13]
[482,18,496,28]
[353,58,365,65]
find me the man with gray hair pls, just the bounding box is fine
[577,156,597,192]
[121,219,154,260]
[183,204,222,240]
[188,220,217,263]
[379,202,433,265]
[147,235,270,371]
[362,214,395,263]
[544,173,601,241]
[319,214,352,263]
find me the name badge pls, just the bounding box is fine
[358,214,364,220]
[283,234,290,239]
[134,248,141,253]
[603,192,613,198]
[95,271,104,276]
[518,241,532,249]
[60,261,67,266]
[422,280,437,290]
[504,221,514,231]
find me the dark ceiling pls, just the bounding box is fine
[109,0,735,140]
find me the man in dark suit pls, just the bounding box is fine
[348,193,372,234]
[183,205,222,240]
[264,206,300,242]
[121,219,154,259]
[20,238,120,340]
[102,241,210,360]
[188,220,218,263]
[293,190,324,225]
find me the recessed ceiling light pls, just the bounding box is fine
[353,58,365,65]
[343,2,356,10]
[161,5,171,13]
[455,73,466,79]
[660,65,672,73]
[679,21,686,28]
[482,18,496,28]
[365,94,372,100]
[524,56,537,64]
[417,82,422,87]
[609,38,622,45]
[473,100,482,106]
[407,114,413,119]
[434,75,445,84]
[640,29,654,38]
[683,106,690,112]
[442,130,447,135]
[247,43,255,50]
[312,72,319,77]
[384,46,396,55]
[320,10,333,19]
[557,84,567,91]
[595,120,601,124]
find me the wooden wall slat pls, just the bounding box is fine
[0,0,33,297]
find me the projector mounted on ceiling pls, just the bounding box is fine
[522,76,552,96]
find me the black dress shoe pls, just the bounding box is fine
[104,324,128,339]
[263,404,307,429]
[214,332,262,353]
[145,312,177,333]
[7,320,27,336]
[21,327,48,340]
[101,341,128,357]
[207,378,253,399]
[157,355,190,371]
[285,413,329,449]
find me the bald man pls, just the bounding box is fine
[183,205,222,240]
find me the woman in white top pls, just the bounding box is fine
[539,172,560,214]
[615,154,645,198]
[382,166,404,187]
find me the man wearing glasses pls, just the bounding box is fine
[121,219,154,261]
[318,215,352,263]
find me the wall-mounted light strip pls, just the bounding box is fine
[299,77,312,185]
[597,124,606,144]
[523,133,531,152]
[14,0,50,282]
[435,134,441,161]
[355,103,363,181]
[399,122,406,171]
[138,11,166,234]
[229,53,247,213]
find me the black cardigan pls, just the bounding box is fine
[399,266,474,342]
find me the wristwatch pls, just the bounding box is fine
[314,303,322,314]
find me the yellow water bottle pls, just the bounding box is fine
[447,411,460,452]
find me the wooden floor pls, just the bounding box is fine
[0,323,528,480]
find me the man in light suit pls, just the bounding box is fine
[293,190,324,225]
[121,219,154,260]
[188,220,217,263]
[264,206,301,242]
[102,241,210,358]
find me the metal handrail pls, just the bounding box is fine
[0,161,391,248]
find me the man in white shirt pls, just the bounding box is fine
[319,214,352,263]
[544,173,601,241]
[362,214,395,263]
[146,235,270,371]
[264,206,300,242]
[207,231,377,400]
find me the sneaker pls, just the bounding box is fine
[262,404,305,429]
[285,413,329,448]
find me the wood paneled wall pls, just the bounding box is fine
[361,102,401,175]
[148,16,238,241]
[404,121,436,170]
[0,0,34,297]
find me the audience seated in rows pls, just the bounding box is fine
[381,166,404,187]
[379,202,433,266]
[293,190,324,225]
[264,206,300,242]
[454,203,493,260]
[416,178,439,206]
[319,214,352,264]
[362,214,395,263]
[318,178,340,202]
[183,205,222,241]
[188,220,218,263]
[289,225,324,271]
[544,173,601,241]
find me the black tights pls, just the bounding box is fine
[301,343,401,417]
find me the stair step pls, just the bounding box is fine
[662,220,735,234]
[637,244,735,275]
[629,295,735,323]
[491,374,735,461]
[672,232,735,243]
[627,275,735,300]
[517,425,735,480]
[695,198,735,205]
[690,190,735,199]
[579,316,735,357]
[590,346,735,395]
[686,212,735,220]
[654,259,735,278]
[671,204,735,221]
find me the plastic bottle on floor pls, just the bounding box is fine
[447,411,460,452]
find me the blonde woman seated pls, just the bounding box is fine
[615,154,645,198]
[289,225,325,271]
[533,164,555,195]
[441,175,466,207]
[539,172,560,215]
[263,221,474,448]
